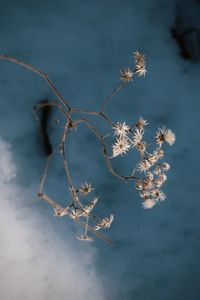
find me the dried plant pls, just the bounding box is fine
[0,51,175,244]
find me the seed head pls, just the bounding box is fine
[53,205,69,217]
[112,137,131,157]
[142,199,156,209]
[113,122,130,138]
[151,189,166,201]
[143,179,153,190]
[153,166,162,175]
[162,162,170,171]
[132,128,144,147]
[84,197,98,215]
[133,51,147,77]
[135,116,148,128]
[80,182,94,196]
[95,214,114,230]
[146,171,154,181]
[158,173,167,183]
[120,68,133,82]
[156,127,176,147]
[76,235,94,242]
[135,180,143,190]
[137,159,151,172]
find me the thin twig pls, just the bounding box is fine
[39,154,53,195]
[99,82,127,113]
[0,54,71,111]
[33,100,67,117]
[60,114,73,188]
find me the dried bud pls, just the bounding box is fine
[120,68,133,82]
[158,173,167,184]
[95,214,114,231]
[153,166,162,175]
[143,179,153,190]
[151,189,166,201]
[80,182,93,196]
[146,171,154,181]
[53,205,69,217]
[140,190,150,199]
[137,159,151,172]
[84,197,98,215]
[76,235,93,242]
[133,51,147,77]
[135,180,143,190]
[162,162,170,171]
[135,117,148,129]
[142,199,156,209]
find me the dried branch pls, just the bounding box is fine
[0,51,175,244]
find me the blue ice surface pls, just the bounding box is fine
[0,0,200,299]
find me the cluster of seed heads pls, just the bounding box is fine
[46,50,174,241]
[120,51,147,82]
[65,183,114,241]
[111,118,175,209]
[52,50,174,243]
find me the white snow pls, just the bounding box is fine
[0,139,105,300]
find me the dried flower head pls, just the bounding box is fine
[142,199,156,209]
[132,128,144,147]
[76,235,94,242]
[155,127,176,147]
[154,148,165,158]
[158,173,167,183]
[120,68,133,82]
[113,122,130,138]
[135,180,143,190]
[146,154,158,166]
[142,179,153,190]
[146,171,154,181]
[95,214,114,230]
[153,166,162,175]
[151,189,166,201]
[135,116,148,128]
[140,190,150,199]
[154,179,163,188]
[84,197,98,215]
[136,142,147,156]
[137,159,151,172]
[161,162,170,171]
[70,208,85,219]
[112,137,131,157]
[80,182,93,196]
[133,51,147,77]
[53,205,69,217]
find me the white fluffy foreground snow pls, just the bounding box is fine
[0,139,105,300]
[1,0,200,299]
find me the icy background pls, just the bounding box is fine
[0,0,200,299]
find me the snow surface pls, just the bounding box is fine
[1,0,200,299]
[0,139,106,300]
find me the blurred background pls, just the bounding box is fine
[0,0,200,299]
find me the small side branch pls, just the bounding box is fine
[99,82,127,113]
